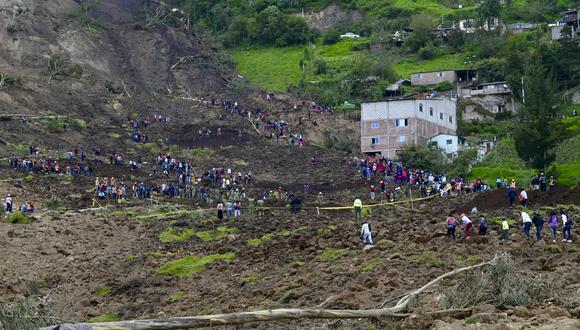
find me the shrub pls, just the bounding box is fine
[444,254,556,309]
[435,80,453,91]
[0,300,58,328]
[8,211,29,224]
[45,119,65,134]
[44,196,63,210]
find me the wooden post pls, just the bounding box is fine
[409,187,414,210]
[317,207,320,216]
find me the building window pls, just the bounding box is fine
[446,139,453,145]
[449,116,453,123]
[438,72,444,77]
[370,122,379,129]
[419,104,423,112]
[399,136,406,142]
[371,137,380,144]
[429,107,433,116]
[395,118,408,127]
[440,113,444,120]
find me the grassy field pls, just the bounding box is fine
[232,46,305,92]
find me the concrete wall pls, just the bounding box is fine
[411,71,457,86]
[361,98,457,158]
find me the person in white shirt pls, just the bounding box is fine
[361,222,373,245]
[5,194,13,213]
[519,190,528,207]
[562,211,572,243]
[521,211,532,239]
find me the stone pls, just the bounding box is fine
[512,306,531,318]
[473,303,497,314]
[363,244,375,251]
[547,306,571,318]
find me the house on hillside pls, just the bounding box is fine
[461,81,519,121]
[385,79,411,97]
[411,70,476,86]
[427,134,468,156]
[551,8,580,40]
[505,22,538,34]
[360,97,457,158]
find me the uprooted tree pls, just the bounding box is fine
[37,253,558,330]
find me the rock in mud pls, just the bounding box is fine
[512,306,531,318]
[473,303,497,314]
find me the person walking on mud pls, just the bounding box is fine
[216,202,224,219]
[446,213,458,240]
[548,211,558,242]
[353,199,363,220]
[501,217,510,241]
[562,210,572,243]
[361,221,373,245]
[519,189,528,207]
[532,210,543,241]
[507,187,517,206]
[478,214,488,236]
[461,213,473,239]
[5,194,13,213]
[521,211,532,239]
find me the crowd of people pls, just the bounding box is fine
[443,209,573,243]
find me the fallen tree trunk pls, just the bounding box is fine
[43,256,500,330]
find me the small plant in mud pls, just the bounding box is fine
[318,248,352,261]
[159,228,194,243]
[168,291,186,302]
[0,73,22,90]
[88,311,119,323]
[95,286,111,297]
[44,196,63,210]
[77,0,104,31]
[157,253,236,277]
[411,252,444,268]
[45,54,83,81]
[247,233,274,247]
[360,257,381,273]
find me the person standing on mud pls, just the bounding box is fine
[361,221,373,245]
[461,213,473,239]
[353,199,363,220]
[501,217,510,241]
[478,214,488,236]
[519,189,528,207]
[548,211,558,242]
[5,194,13,213]
[521,211,533,239]
[562,210,572,243]
[507,188,517,206]
[532,210,543,241]
[446,213,458,240]
[216,202,224,219]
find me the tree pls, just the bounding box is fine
[447,148,479,179]
[479,0,501,30]
[513,55,567,171]
[397,144,446,173]
[406,13,436,51]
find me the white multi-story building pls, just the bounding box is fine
[361,97,457,158]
